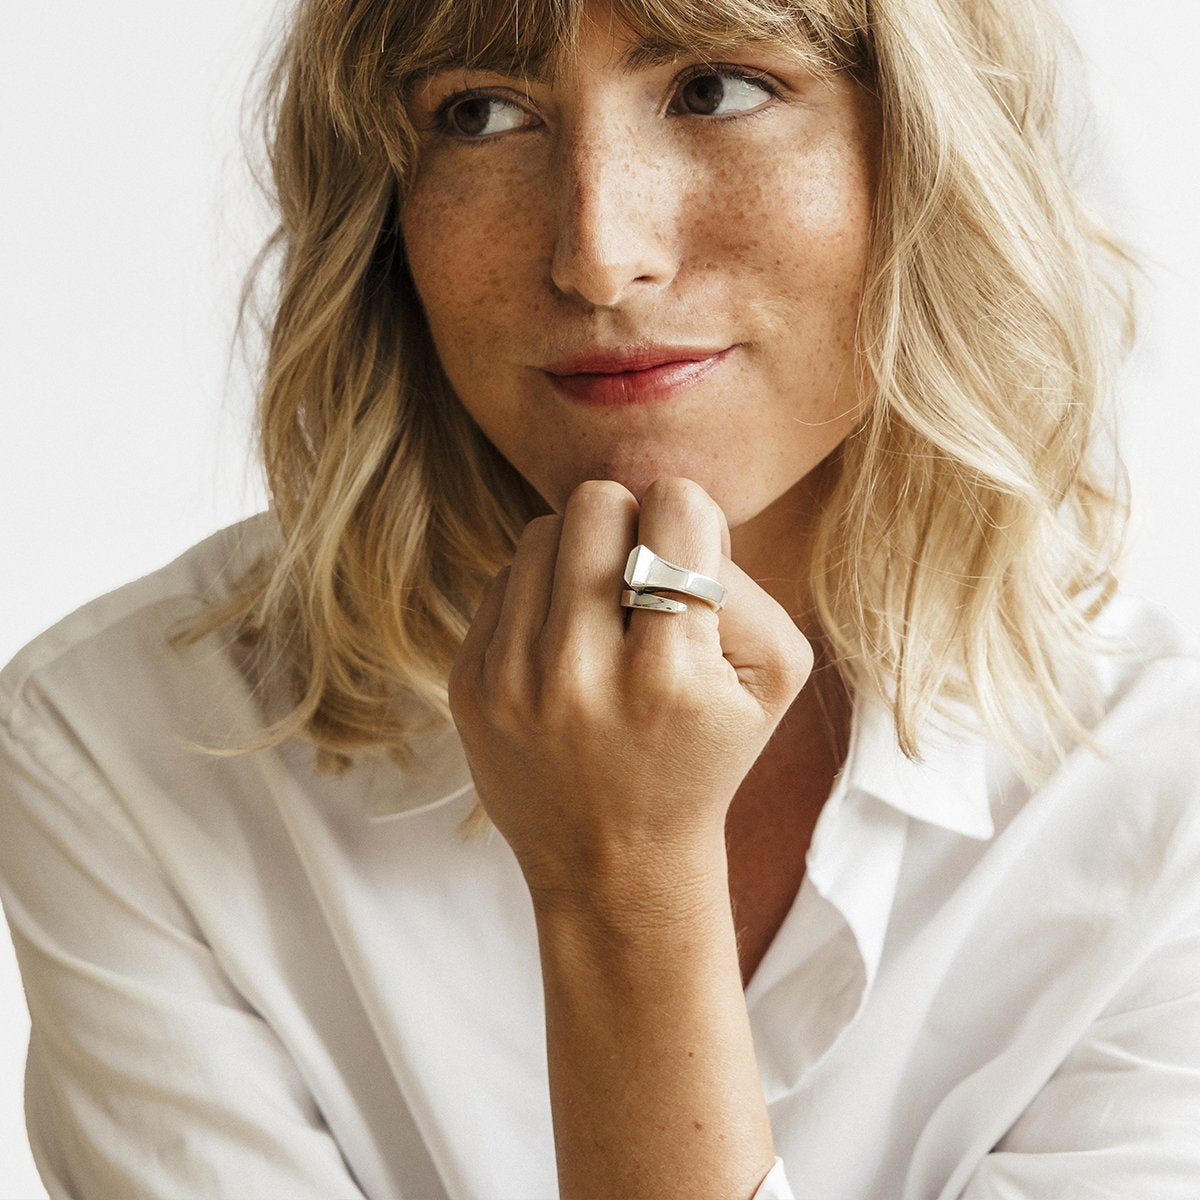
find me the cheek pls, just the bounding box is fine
[717,141,873,406]
[739,146,872,289]
[401,161,549,353]
[682,95,875,298]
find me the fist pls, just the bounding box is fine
[448,477,813,898]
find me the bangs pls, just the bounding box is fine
[385,0,873,85]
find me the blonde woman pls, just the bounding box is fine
[2,1,1197,1197]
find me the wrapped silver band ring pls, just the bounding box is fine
[620,544,727,614]
[620,588,690,614]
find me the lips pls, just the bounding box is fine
[542,345,733,407]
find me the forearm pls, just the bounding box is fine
[532,841,776,1200]
[451,480,807,1195]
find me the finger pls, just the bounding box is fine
[625,476,727,642]
[543,480,640,651]
[489,514,562,662]
[449,566,511,713]
[712,558,814,712]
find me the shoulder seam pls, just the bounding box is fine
[0,593,207,730]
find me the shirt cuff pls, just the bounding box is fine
[751,1156,795,1199]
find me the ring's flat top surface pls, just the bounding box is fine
[622,544,726,611]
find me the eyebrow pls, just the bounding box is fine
[617,38,698,72]
[413,33,779,85]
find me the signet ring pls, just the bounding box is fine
[620,544,727,614]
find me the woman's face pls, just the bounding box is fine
[401,4,879,528]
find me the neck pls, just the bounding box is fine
[728,453,838,623]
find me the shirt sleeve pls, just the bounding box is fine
[958,900,1200,1199]
[0,708,368,1200]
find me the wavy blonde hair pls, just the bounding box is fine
[193,0,1132,801]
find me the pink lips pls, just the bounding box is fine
[542,346,733,407]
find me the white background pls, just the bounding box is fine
[1,3,1197,1195]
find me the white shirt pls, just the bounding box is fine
[1,515,1198,1200]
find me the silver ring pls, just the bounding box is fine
[620,544,727,614]
[620,588,689,614]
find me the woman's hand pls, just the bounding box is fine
[449,476,813,906]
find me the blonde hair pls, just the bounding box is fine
[193,0,1132,797]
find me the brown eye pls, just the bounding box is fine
[671,70,774,118]
[678,73,725,116]
[440,95,528,139]
[448,97,492,137]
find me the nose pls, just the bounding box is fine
[549,124,677,309]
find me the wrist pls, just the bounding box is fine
[530,831,771,1200]
[523,827,731,929]
[528,841,738,993]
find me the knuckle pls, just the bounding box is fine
[541,663,596,722]
[765,635,813,696]
[625,643,689,704]
[538,635,603,710]
[483,656,529,722]
[519,514,562,547]
[568,479,636,511]
[642,477,724,535]
[643,475,703,510]
[777,621,814,670]
[793,633,816,678]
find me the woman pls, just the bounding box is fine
[1,0,1197,1197]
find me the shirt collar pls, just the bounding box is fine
[843,695,994,840]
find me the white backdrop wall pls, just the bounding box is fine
[1,3,1197,1195]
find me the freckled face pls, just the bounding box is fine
[400,6,879,525]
